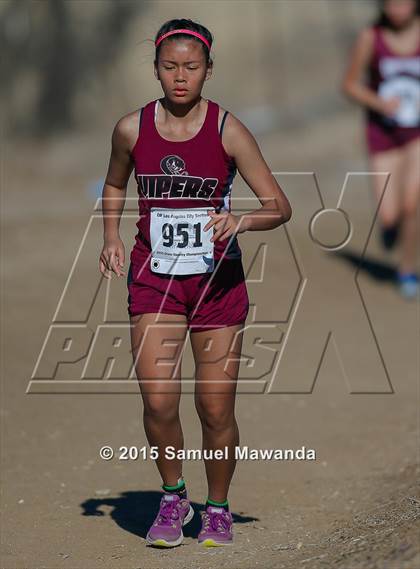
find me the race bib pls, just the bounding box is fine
[378,76,420,127]
[150,207,215,275]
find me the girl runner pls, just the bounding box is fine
[99,18,292,548]
[342,0,420,299]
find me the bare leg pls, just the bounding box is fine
[398,137,420,274]
[129,312,188,487]
[369,147,404,228]
[191,324,245,503]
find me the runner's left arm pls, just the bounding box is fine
[221,112,292,233]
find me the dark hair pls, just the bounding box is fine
[374,0,420,28]
[154,18,213,65]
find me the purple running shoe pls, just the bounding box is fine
[146,493,194,547]
[198,505,234,546]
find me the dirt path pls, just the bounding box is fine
[2,113,419,569]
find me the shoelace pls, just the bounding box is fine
[156,499,180,526]
[203,511,231,533]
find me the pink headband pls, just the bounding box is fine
[155,29,211,51]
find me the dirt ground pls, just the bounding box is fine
[1,109,419,569]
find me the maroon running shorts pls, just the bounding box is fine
[366,120,420,155]
[127,255,249,333]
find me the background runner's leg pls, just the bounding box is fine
[398,137,420,274]
[191,324,245,503]
[129,313,188,487]
[369,147,404,228]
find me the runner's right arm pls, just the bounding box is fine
[100,115,136,279]
[341,27,398,117]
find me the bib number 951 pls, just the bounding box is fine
[161,222,203,248]
[150,207,215,275]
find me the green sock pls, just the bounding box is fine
[162,477,187,498]
[206,497,229,511]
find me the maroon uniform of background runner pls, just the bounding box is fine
[365,25,420,154]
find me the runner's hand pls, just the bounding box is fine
[380,97,400,117]
[204,210,246,243]
[99,237,125,279]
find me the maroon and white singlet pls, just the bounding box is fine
[365,24,420,154]
[126,98,249,331]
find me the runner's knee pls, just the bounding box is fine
[143,394,179,422]
[401,194,419,217]
[195,397,235,431]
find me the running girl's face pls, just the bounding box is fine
[383,0,417,27]
[154,39,212,102]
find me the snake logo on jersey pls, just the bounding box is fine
[136,154,219,200]
[160,155,189,176]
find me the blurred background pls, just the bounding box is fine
[2,2,419,569]
[2,0,373,136]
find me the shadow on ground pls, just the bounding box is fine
[334,250,397,283]
[81,491,258,539]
